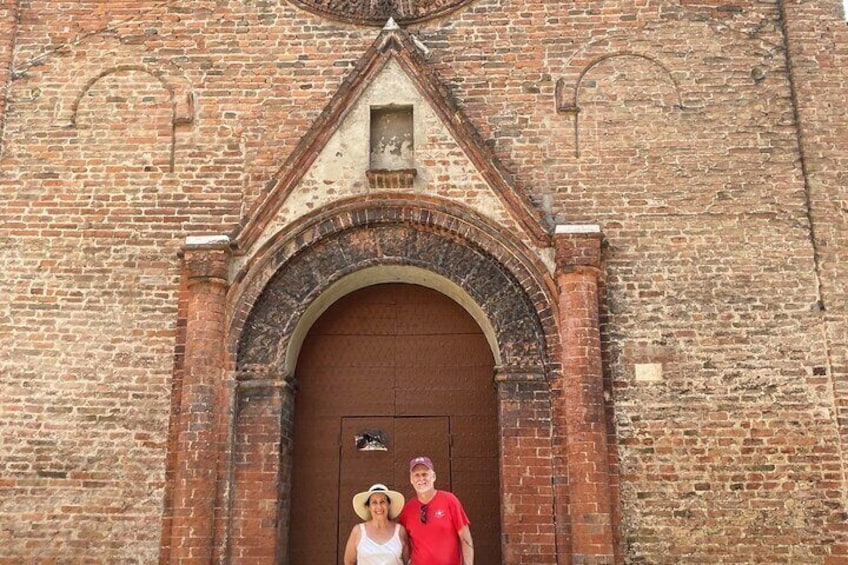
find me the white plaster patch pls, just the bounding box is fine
[555,224,601,234]
[185,234,230,247]
[634,363,663,383]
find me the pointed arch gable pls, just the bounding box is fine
[233,24,550,254]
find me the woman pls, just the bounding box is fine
[343,483,410,565]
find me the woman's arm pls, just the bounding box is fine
[343,524,361,565]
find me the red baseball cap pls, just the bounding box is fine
[409,456,434,471]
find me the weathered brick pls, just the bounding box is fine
[2,0,847,563]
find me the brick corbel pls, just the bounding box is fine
[553,225,616,565]
[170,235,231,564]
[493,365,547,385]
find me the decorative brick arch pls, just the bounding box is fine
[167,198,618,564]
[287,0,475,26]
[234,201,558,375]
[56,64,195,128]
[54,65,195,172]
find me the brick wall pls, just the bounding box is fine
[780,2,848,561]
[1,0,846,562]
[0,0,18,152]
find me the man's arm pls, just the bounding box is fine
[399,524,410,564]
[458,524,473,565]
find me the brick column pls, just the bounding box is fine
[171,235,231,564]
[554,225,615,564]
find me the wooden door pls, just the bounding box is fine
[289,283,500,564]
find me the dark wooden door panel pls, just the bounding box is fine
[391,416,451,497]
[290,284,500,564]
[338,417,395,565]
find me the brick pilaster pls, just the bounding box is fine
[225,370,296,564]
[170,236,231,564]
[554,225,615,565]
[494,366,558,564]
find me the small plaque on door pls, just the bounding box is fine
[355,430,388,451]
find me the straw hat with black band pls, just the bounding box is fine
[352,483,405,521]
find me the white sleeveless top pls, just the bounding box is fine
[356,523,403,565]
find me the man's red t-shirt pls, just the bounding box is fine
[398,490,470,565]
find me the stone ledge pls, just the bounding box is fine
[367,168,417,189]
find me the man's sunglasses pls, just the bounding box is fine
[419,504,428,524]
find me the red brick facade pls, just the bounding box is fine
[1,1,846,563]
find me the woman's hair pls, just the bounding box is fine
[365,493,391,507]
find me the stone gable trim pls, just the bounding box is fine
[233,24,550,254]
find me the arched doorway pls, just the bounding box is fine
[288,283,501,564]
[222,207,564,563]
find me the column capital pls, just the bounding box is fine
[553,225,602,272]
[234,366,297,393]
[181,235,232,284]
[493,365,547,384]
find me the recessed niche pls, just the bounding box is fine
[370,105,414,171]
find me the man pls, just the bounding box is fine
[398,455,474,565]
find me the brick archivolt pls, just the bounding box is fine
[229,199,559,378]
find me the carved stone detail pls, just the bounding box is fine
[288,0,475,26]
